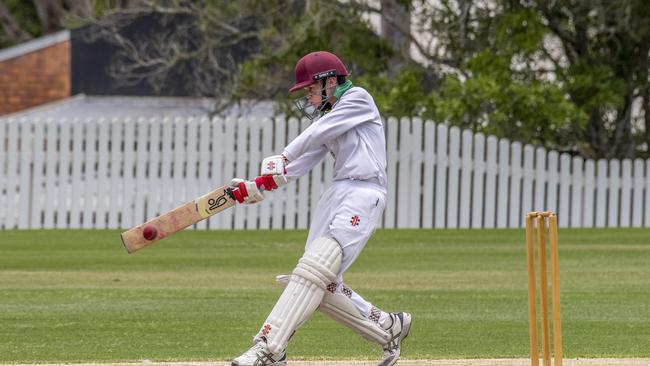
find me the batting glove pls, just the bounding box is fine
[258,155,289,190]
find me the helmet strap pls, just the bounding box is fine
[318,78,332,113]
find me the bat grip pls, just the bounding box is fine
[230,180,266,204]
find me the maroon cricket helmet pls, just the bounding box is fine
[289,51,348,93]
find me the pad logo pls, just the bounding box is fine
[350,215,360,227]
[342,286,353,298]
[262,323,272,336]
[327,282,337,293]
[266,161,276,171]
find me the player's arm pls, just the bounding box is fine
[284,145,328,180]
[283,92,376,161]
[232,146,328,203]
[258,145,328,188]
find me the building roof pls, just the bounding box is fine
[0,30,70,63]
[3,94,276,120]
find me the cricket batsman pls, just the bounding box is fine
[230,51,412,366]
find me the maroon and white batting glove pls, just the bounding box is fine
[257,155,289,191]
[230,178,264,204]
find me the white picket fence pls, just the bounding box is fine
[1,116,650,230]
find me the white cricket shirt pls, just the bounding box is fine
[282,87,387,191]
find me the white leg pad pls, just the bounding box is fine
[261,237,341,354]
[320,292,391,345]
[275,277,391,345]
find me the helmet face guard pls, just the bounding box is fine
[293,72,336,120]
[293,95,323,120]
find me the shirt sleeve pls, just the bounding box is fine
[284,145,328,181]
[282,90,376,161]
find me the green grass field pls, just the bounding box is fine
[1,228,649,363]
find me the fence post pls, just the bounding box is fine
[409,118,423,228]
[571,156,583,228]
[422,122,435,228]
[447,127,461,228]
[384,118,399,229]
[4,119,19,228]
[595,159,607,227]
[632,159,644,228]
[558,154,571,227]
[96,118,110,228]
[397,118,411,228]
[620,159,632,227]
[18,118,33,229]
[435,124,449,228]
[471,133,485,228]
[608,160,621,227]
[521,145,535,226]
[484,136,498,228]
[80,118,95,228]
[583,160,595,227]
[459,129,473,228]
[509,142,522,228]
[497,138,510,228]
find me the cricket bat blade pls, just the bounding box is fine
[120,185,236,253]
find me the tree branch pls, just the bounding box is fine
[32,0,64,34]
[347,0,459,68]
[0,1,32,43]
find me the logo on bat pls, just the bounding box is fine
[207,192,229,213]
[196,189,233,218]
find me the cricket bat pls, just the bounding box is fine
[121,185,236,253]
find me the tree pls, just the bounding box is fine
[381,0,650,158]
[82,1,261,104]
[0,0,33,44]
[422,3,587,152]
[235,1,393,112]
[75,1,390,113]
[534,0,650,158]
[0,0,146,47]
[379,0,412,77]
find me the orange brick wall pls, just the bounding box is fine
[0,40,71,115]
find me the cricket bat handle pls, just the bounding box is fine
[229,178,273,204]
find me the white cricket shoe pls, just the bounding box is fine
[231,340,286,366]
[378,312,412,366]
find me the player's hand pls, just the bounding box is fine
[258,155,289,190]
[230,178,264,204]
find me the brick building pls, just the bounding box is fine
[0,12,248,117]
[0,31,71,115]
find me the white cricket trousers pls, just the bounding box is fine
[304,179,387,319]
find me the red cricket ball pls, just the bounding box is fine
[142,226,157,240]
